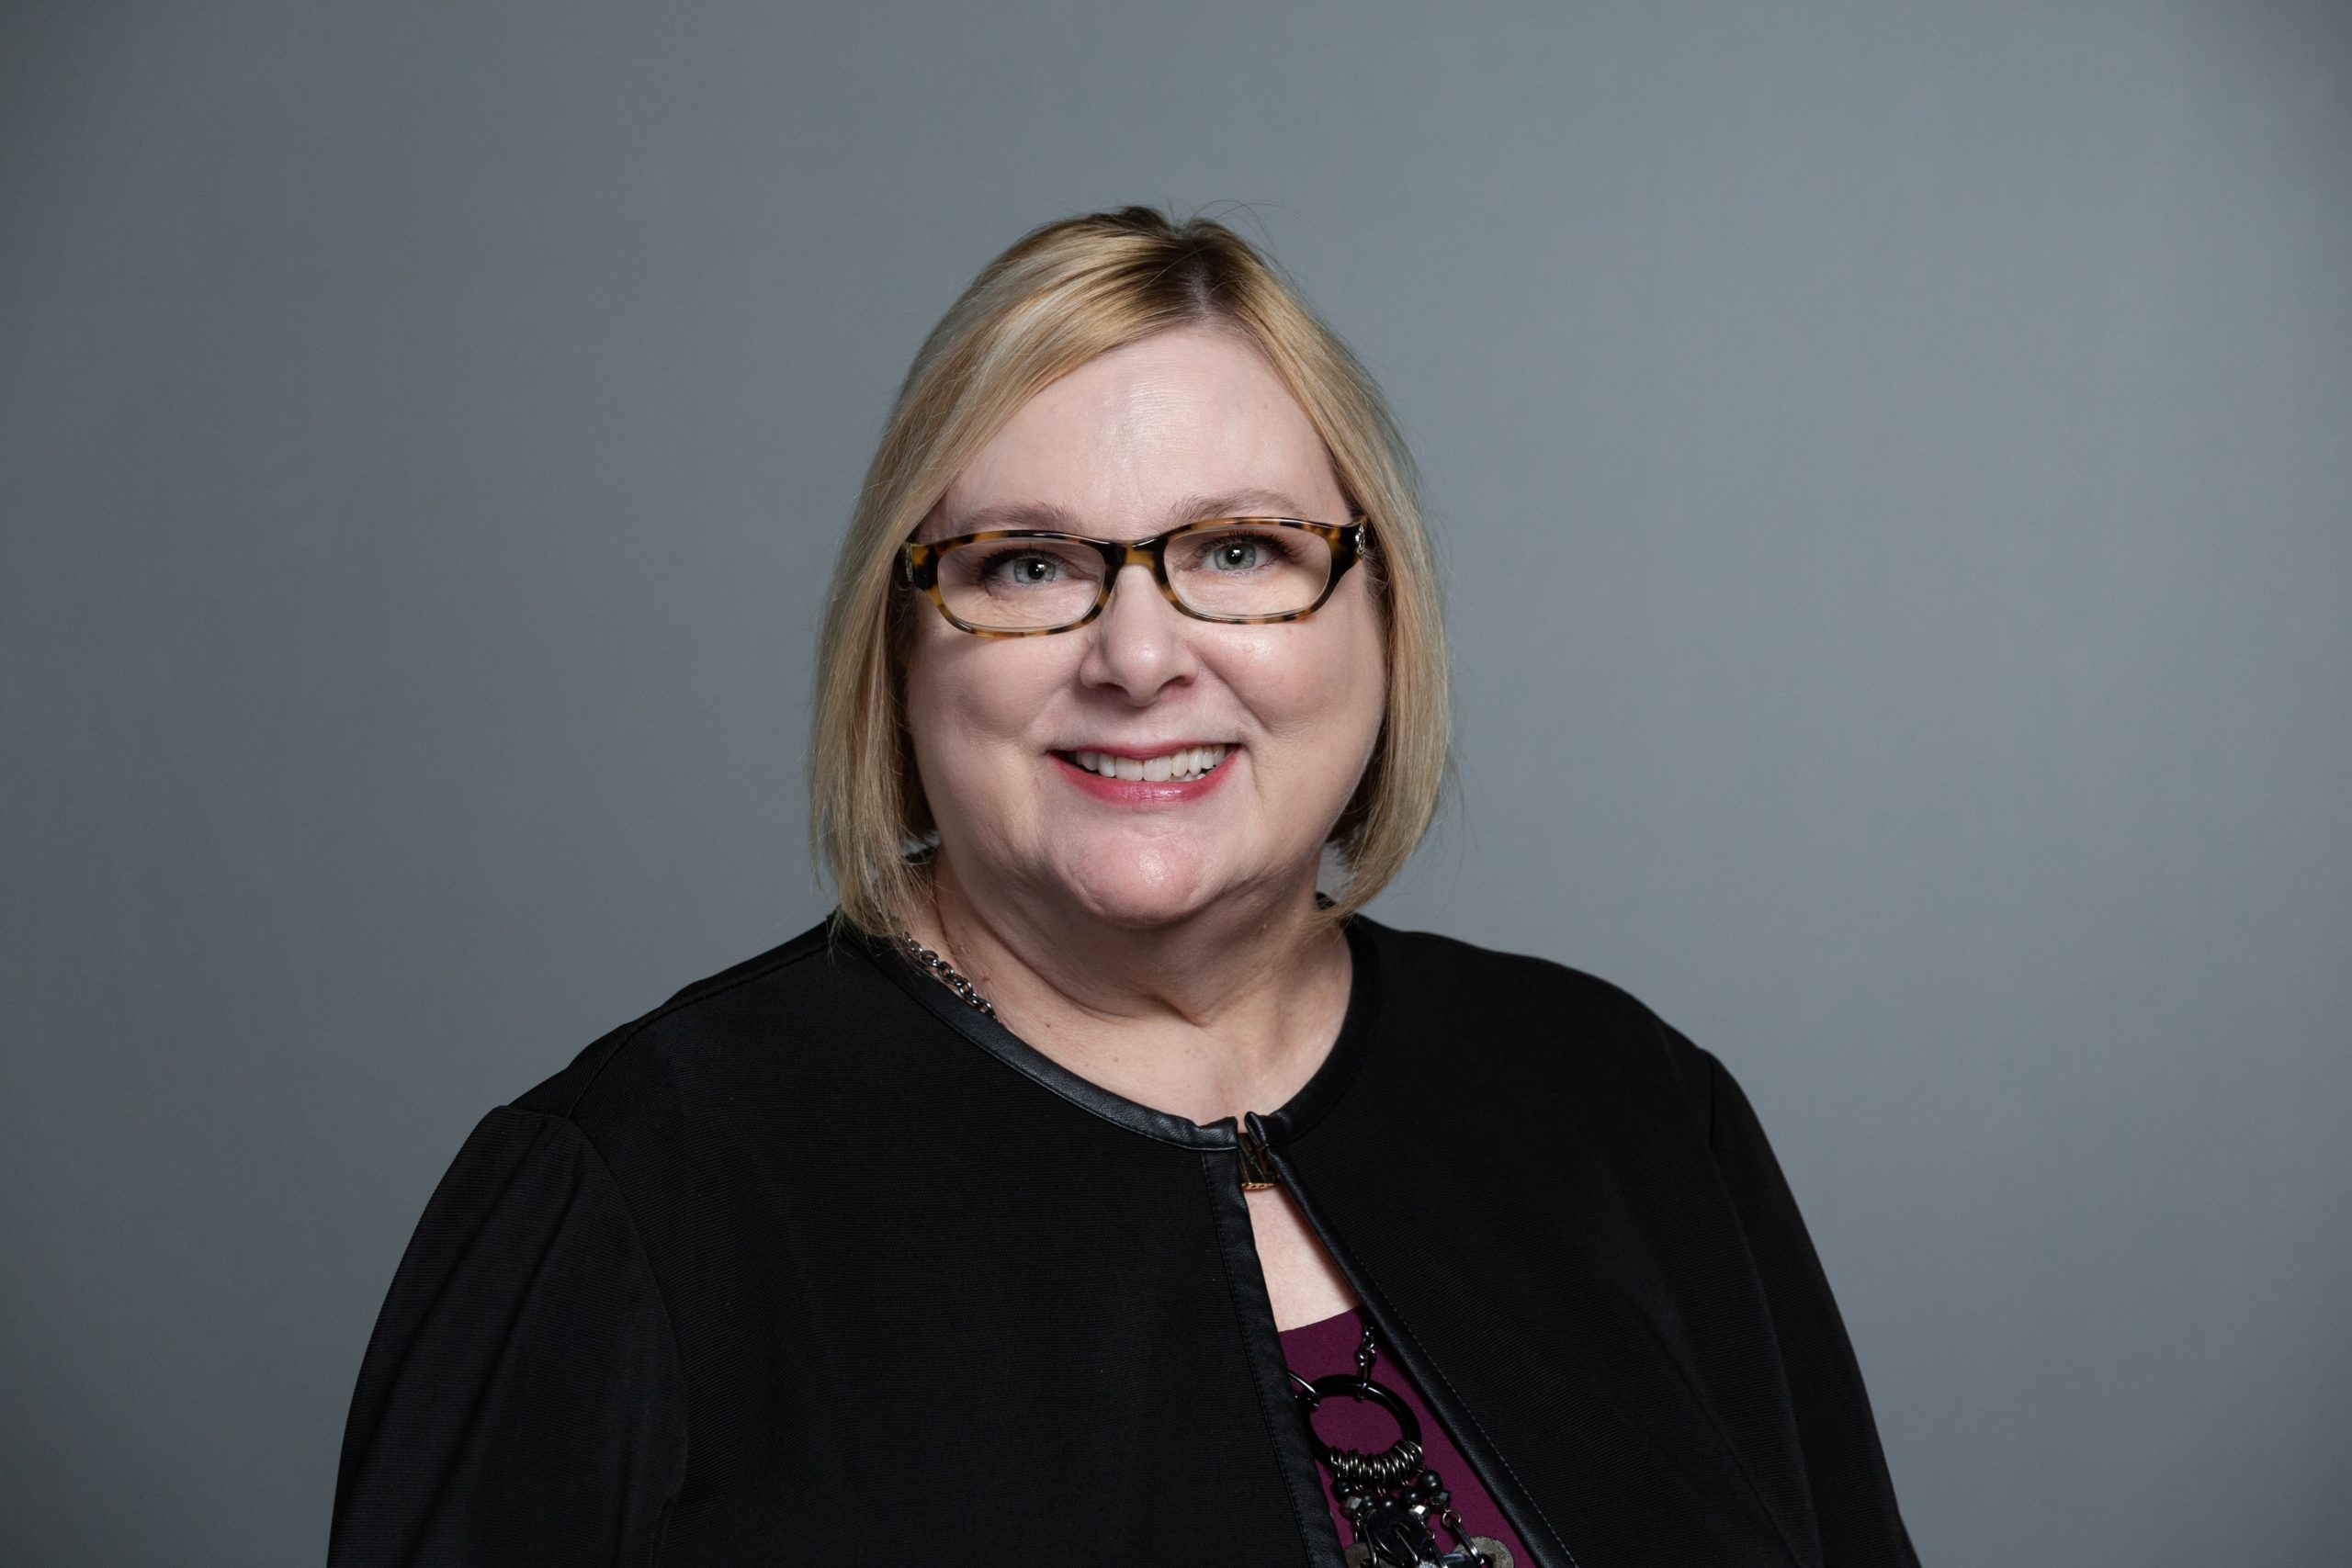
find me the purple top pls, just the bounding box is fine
[1279,1305,1532,1565]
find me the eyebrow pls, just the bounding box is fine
[934,488,1318,539]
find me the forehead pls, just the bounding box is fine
[934,325,1345,537]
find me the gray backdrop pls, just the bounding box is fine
[4,3,2346,1564]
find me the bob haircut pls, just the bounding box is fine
[810,206,1448,938]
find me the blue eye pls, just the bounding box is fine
[1182,529,1299,574]
[978,550,1067,585]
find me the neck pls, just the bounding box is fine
[911,854,1353,1129]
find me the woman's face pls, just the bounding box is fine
[903,325,1388,931]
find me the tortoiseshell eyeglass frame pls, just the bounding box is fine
[902,516,1370,637]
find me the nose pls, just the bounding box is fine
[1078,562,1198,703]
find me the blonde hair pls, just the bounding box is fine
[809,207,1448,936]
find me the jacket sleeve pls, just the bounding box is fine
[1696,1046,1921,1568]
[330,1107,688,1567]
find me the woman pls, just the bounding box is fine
[331,208,1917,1567]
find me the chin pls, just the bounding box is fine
[1053,842,1233,931]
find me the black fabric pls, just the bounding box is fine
[330,918,1918,1567]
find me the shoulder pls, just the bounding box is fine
[508,917,892,1134]
[1353,916,1718,1111]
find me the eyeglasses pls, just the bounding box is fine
[903,516,1369,637]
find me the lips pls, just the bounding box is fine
[1058,744,1228,783]
[1051,745,1236,802]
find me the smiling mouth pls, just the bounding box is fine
[1056,745,1229,783]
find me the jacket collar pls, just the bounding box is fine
[854,915,1383,1153]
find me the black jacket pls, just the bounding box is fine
[330,917,1918,1566]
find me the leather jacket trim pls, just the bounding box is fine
[1198,1144,1351,1568]
[851,918,1383,1154]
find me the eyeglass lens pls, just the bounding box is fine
[934,525,1335,631]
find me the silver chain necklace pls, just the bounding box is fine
[894,931,996,1018]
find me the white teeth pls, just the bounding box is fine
[1066,745,1229,781]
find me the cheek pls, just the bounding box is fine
[1224,611,1387,749]
[904,635,1069,782]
